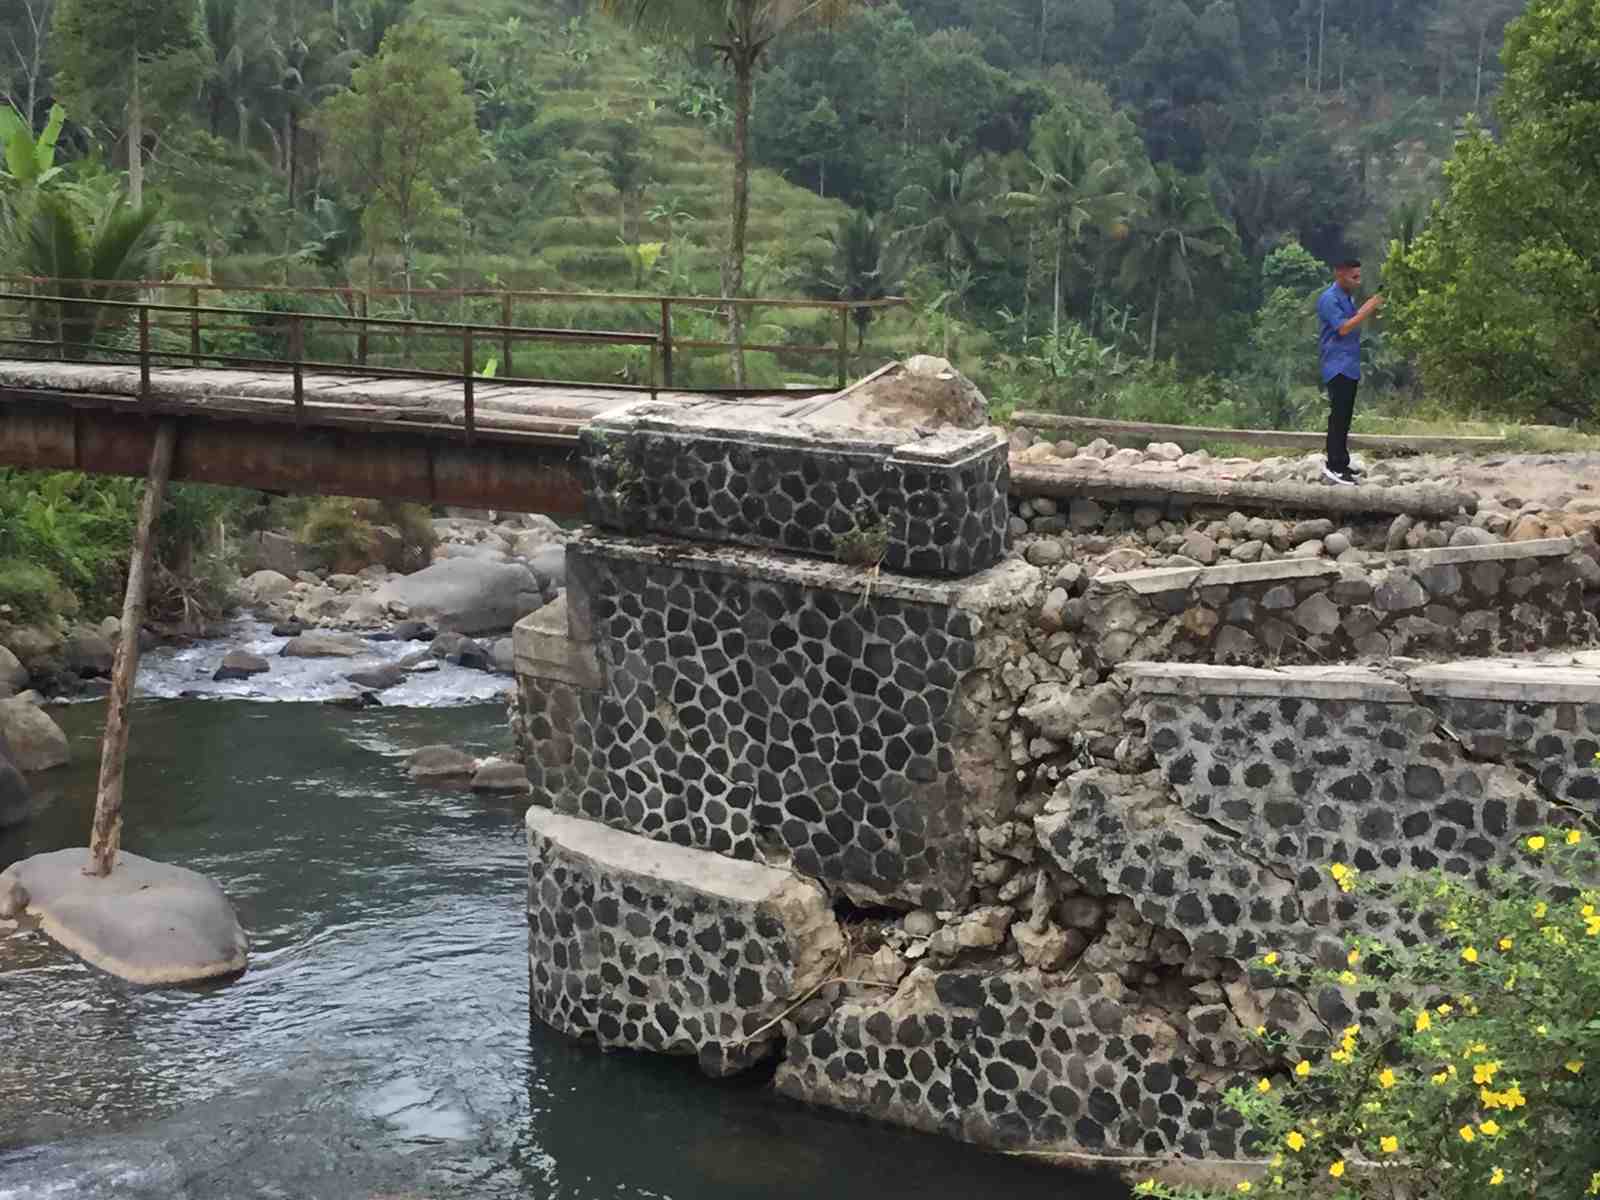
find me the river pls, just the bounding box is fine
[0,628,1127,1200]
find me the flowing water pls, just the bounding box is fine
[0,627,1128,1200]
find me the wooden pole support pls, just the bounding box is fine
[660,299,674,389]
[463,326,475,446]
[84,419,177,878]
[501,292,513,378]
[837,308,849,389]
[138,305,151,404]
[189,285,201,367]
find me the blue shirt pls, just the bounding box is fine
[1317,283,1361,383]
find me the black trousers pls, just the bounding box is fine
[1326,374,1358,472]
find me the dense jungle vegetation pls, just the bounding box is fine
[0,0,1596,616]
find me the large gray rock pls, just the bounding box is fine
[410,745,479,779]
[0,645,28,694]
[0,728,30,828]
[525,546,566,591]
[372,558,541,635]
[0,697,68,771]
[280,632,366,659]
[1017,681,1128,741]
[240,570,295,604]
[471,759,531,794]
[213,650,270,682]
[347,664,406,691]
[0,848,248,985]
[63,631,115,677]
[239,530,310,577]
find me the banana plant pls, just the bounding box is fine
[0,103,67,192]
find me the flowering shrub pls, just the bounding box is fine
[1136,825,1600,1199]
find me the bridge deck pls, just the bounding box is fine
[0,360,848,512]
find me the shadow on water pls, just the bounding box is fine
[0,695,1129,1200]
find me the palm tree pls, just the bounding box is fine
[811,212,908,351]
[596,0,858,387]
[1006,116,1139,342]
[1116,166,1233,363]
[20,189,165,355]
[892,140,1003,357]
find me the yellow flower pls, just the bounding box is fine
[1415,1010,1433,1033]
[1257,1078,1272,1093]
[1462,946,1479,963]
[1379,1068,1397,1089]
[1569,829,1583,846]
[1536,1025,1549,1036]
[1460,1125,1477,1143]
[1286,1131,1306,1152]
[1492,1168,1506,1186]
[1329,863,1349,881]
[1473,1061,1500,1085]
[1380,1135,1399,1154]
[1534,902,1549,919]
[1432,1071,1449,1085]
[1347,948,1361,966]
[1270,1155,1284,1169]
[1528,835,1547,851]
[1263,952,1279,966]
[1588,1170,1600,1195]
[1499,937,1514,951]
[1568,1060,1586,1074]
[1339,970,1359,986]
[1255,1025,1267,1036]
[1480,1120,1501,1137]
[1329,1161,1346,1179]
[1503,1085,1527,1109]
[1237,1184,1252,1195]
[1136,1183,1157,1196]
[1330,1048,1352,1064]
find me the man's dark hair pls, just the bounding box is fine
[1335,257,1362,270]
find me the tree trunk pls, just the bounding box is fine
[85,421,177,878]
[726,48,755,388]
[1475,20,1486,109]
[1147,283,1162,365]
[128,50,144,210]
[285,109,297,208]
[1316,0,1326,94]
[1052,220,1063,342]
[1039,0,1048,67]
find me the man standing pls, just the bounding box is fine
[1317,258,1383,486]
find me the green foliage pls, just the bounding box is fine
[1386,0,1600,423]
[1116,166,1236,362]
[1260,241,1325,297]
[806,212,908,349]
[52,0,207,148]
[1138,827,1600,1200]
[316,20,481,290]
[300,497,436,574]
[0,560,66,621]
[0,470,137,618]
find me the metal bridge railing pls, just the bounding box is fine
[0,276,909,397]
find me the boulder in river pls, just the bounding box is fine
[393,619,435,642]
[213,651,270,682]
[0,645,28,698]
[489,638,516,674]
[525,545,566,590]
[431,632,490,670]
[409,745,479,779]
[240,570,295,605]
[0,874,27,917]
[346,664,406,691]
[0,731,31,829]
[280,632,365,659]
[63,631,115,678]
[471,759,530,795]
[271,621,304,638]
[0,697,68,772]
[371,558,541,636]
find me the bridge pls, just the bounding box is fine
[0,281,904,512]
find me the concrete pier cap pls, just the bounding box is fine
[0,848,249,985]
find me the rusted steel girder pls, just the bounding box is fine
[0,394,586,514]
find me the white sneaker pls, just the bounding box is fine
[1322,464,1357,486]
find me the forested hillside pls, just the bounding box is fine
[0,0,1577,417]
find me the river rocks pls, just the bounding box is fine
[489,638,516,674]
[240,530,310,577]
[0,874,27,916]
[0,731,30,829]
[470,759,530,794]
[372,558,542,635]
[0,645,27,698]
[63,631,115,678]
[213,651,270,682]
[409,745,479,779]
[393,619,436,642]
[0,698,68,772]
[240,570,295,605]
[281,632,366,658]
[270,620,304,638]
[347,664,406,691]
[431,632,490,670]
[525,545,566,591]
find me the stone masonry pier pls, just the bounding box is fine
[517,374,1600,1181]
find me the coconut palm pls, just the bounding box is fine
[810,211,908,351]
[1006,115,1140,342]
[1116,166,1233,363]
[20,189,165,354]
[596,0,859,386]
